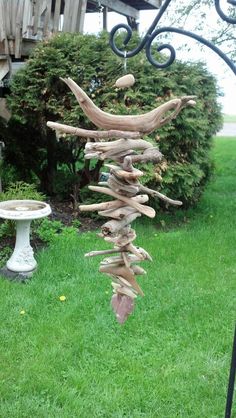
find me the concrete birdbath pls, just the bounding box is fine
[0,200,51,280]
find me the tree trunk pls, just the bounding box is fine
[40,130,57,195]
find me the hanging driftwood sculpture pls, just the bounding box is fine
[47,77,196,324]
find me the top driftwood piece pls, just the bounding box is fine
[47,77,196,324]
[60,77,196,134]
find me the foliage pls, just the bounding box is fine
[34,218,78,244]
[0,246,12,268]
[0,181,45,238]
[35,218,63,242]
[5,32,222,207]
[35,218,64,244]
[0,181,45,202]
[0,138,235,417]
[0,221,15,239]
[165,0,236,61]
[224,113,236,123]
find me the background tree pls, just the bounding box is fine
[163,0,236,60]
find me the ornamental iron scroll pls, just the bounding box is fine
[109,0,236,75]
[109,2,236,417]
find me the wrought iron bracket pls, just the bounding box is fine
[109,0,236,75]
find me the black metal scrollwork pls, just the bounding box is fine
[109,0,236,75]
[215,0,236,23]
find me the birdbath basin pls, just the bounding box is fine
[0,200,51,276]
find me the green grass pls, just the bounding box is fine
[223,114,236,123]
[0,137,235,418]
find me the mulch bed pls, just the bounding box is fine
[48,200,102,232]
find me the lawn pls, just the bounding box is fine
[0,137,235,418]
[223,114,236,123]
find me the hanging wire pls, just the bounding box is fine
[124,50,127,73]
[97,0,104,31]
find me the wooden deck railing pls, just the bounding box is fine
[0,0,87,58]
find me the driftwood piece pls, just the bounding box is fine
[88,186,155,218]
[111,293,135,324]
[85,138,152,152]
[100,257,125,266]
[104,229,137,247]
[116,286,137,299]
[122,156,133,172]
[139,184,182,206]
[102,254,149,265]
[131,265,147,275]
[125,147,163,165]
[106,164,143,181]
[85,248,128,258]
[125,244,153,261]
[98,206,137,220]
[61,77,196,134]
[101,212,141,235]
[99,264,144,296]
[122,252,131,269]
[101,149,135,162]
[79,194,149,212]
[47,122,141,139]
[107,175,139,196]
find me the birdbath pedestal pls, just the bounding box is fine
[0,200,51,280]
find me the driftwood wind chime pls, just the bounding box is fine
[47,74,196,324]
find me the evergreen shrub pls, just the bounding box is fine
[4,32,222,207]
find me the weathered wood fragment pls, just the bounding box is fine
[139,184,182,206]
[106,164,143,180]
[98,206,137,220]
[79,194,149,212]
[111,293,135,324]
[101,212,141,235]
[131,265,146,275]
[107,175,139,196]
[99,264,144,296]
[125,147,163,164]
[88,186,155,218]
[85,138,152,152]
[85,248,127,258]
[47,121,141,139]
[104,229,136,247]
[61,77,196,133]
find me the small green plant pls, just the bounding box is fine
[71,219,81,229]
[0,246,12,268]
[0,181,45,202]
[35,218,64,244]
[0,181,46,239]
[0,221,15,238]
[34,218,78,244]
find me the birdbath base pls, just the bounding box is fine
[0,266,35,282]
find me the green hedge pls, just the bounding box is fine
[4,32,222,207]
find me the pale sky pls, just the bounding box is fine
[84,10,236,115]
